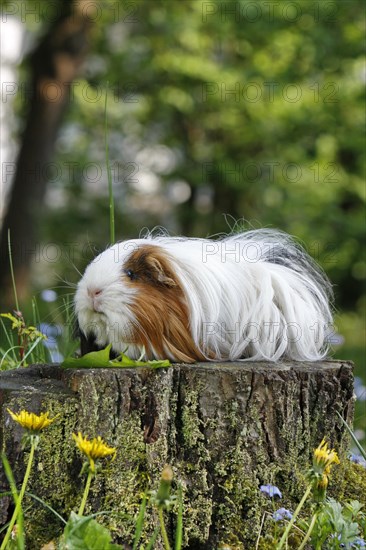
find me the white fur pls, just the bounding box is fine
[75,229,333,362]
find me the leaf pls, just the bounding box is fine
[112,354,171,370]
[61,512,122,550]
[0,313,22,330]
[61,345,112,369]
[61,345,171,370]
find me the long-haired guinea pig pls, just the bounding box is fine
[75,229,333,363]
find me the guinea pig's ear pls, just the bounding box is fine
[125,245,178,287]
[145,253,177,287]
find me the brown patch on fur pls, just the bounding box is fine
[124,244,206,363]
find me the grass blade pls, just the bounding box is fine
[0,521,11,536]
[8,229,20,312]
[0,317,15,349]
[132,495,147,550]
[31,297,47,363]
[1,453,24,549]
[25,492,67,525]
[174,485,183,550]
[0,345,22,370]
[1,453,18,503]
[145,526,160,550]
[132,494,147,550]
[104,83,115,244]
[0,317,17,364]
[336,411,366,460]
[21,336,44,366]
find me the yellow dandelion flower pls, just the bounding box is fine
[161,464,173,482]
[154,464,174,508]
[309,437,340,501]
[313,438,340,471]
[7,409,58,433]
[72,432,116,472]
[318,473,329,490]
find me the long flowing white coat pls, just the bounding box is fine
[75,230,333,362]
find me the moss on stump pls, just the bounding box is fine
[0,361,358,549]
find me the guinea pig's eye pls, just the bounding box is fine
[125,269,136,281]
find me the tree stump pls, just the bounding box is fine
[0,361,356,548]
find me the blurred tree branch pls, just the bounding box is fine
[0,0,92,307]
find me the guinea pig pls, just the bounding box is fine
[75,229,333,363]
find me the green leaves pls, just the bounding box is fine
[309,498,365,549]
[0,311,48,368]
[60,512,122,550]
[0,313,47,342]
[61,344,171,370]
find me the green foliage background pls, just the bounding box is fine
[3,1,366,431]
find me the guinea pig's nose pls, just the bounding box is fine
[88,288,102,298]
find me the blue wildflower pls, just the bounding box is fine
[260,484,282,499]
[353,538,366,548]
[350,454,366,468]
[38,324,63,363]
[48,350,64,363]
[354,377,366,402]
[38,323,62,349]
[330,535,366,549]
[41,289,57,303]
[326,332,344,345]
[273,507,293,521]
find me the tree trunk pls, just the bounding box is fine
[0,0,92,307]
[0,360,359,549]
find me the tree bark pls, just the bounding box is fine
[0,0,92,307]
[0,361,358,549]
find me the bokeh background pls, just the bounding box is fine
[0,0,365,438]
